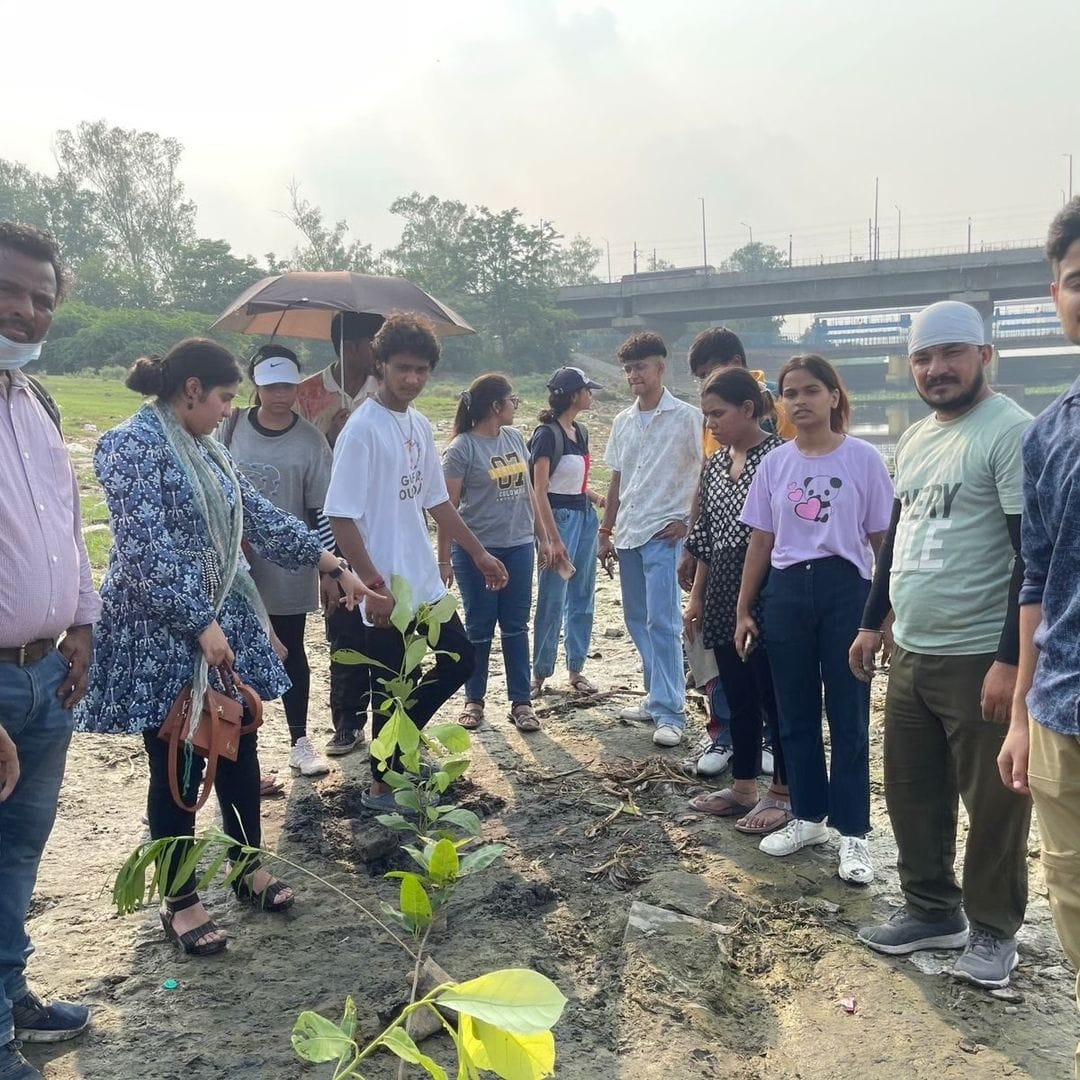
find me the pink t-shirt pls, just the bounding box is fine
[741,436,894,579]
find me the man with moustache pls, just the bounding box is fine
[999,196,1080,1075]
[0,222,100,1079]
[851,301,1031,989]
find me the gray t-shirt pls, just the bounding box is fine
[228,409,333,615]
[442,427,534,549]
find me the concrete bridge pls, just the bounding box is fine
[558,244,1054,342]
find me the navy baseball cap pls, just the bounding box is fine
[546,366,603,394]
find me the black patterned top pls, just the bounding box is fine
[686,434,784,647]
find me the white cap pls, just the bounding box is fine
[253,355,301,386]
[907,301,987,356]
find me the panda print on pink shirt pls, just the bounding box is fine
[787,475,842,524]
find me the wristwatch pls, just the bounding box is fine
[325,558,347,580]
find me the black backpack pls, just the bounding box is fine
[527,420,589,480]
[26,375,62,436]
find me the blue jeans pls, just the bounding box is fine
[762,557,871,837]
[617,538,686,729]
[533,506,599,678]
[451,542,534,705]
[0,649,74,1044]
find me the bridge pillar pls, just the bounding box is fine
[950,291,1000,381]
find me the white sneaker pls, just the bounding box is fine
[653,724,684,747]
[759,818,829,857]
[759,747,774,776]
[696,740,734,777]
[289,736,331,777]
[619,697,652,722]
[838,835,874,885]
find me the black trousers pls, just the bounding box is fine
[327,607,372,735]
[714,643,788,785]
[143,728,261,897]
[270,612,309,744]
[364,612,476,777]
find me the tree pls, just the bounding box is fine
[55,121,197,305]
[276,181,381,273]
[170,239,266,314]
[719,242,787,337]
[553,235,602,285]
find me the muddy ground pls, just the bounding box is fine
[23,592,1077,1080]
[24,386,1079,1079]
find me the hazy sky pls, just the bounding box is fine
[3,0,1078,276]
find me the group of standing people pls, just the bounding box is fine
[4,197,1080,1077]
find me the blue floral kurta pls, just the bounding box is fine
[76,405,323,735]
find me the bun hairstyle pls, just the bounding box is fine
[452,373,513,437]
[125,338,243,401]
[778,353,851,433]
[538,387,574,424]
[700,366,765,418]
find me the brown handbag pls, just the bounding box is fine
[158,667,264,812]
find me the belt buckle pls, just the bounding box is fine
[16,644,28,666]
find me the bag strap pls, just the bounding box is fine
[26,375,62,436]
[221,407,243,449]
[165,690,221,813]
[529,422,565,480]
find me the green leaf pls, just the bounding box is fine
[473,1019,556,1079]
[291,1011,354,1063]
[428,838,460,884]
[426,724,471,754]
[459,843,506,876]
[329,647,393,671]
[391,575,415,633]
[437,970,567,1035]
[438,807,482,836]
[378,1026,450,1079]
[429,591,458,624]
[381,770,412,790]
[402,844,431,872]
[427,618,442,648]
[404,637,429,676]
[375,813,416,833]
[400,873,433,926]
[394,789,421,812]
[339,996,358,1042]
[439,757,471,783]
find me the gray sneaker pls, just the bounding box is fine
[858,909,969,955]
[950,926,1019,989]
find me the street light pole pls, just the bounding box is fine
[739,221,753,246]
[698,197,708,269]
[600,237,611,283]
[894,205,901,259]
[873,177,880,261]
[1066,153,1074,200]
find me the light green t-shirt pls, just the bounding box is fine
[890,393,1031,655]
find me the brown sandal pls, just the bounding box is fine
[569,673,597,694]
[260,774,285,798]
[510,703,541,732]
[458,702,484,729]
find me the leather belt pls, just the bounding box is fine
[0,638,56,667]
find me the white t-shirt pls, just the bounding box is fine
[323,397,449,621]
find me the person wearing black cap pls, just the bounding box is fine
[529,366,606,698]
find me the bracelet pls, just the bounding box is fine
[858,627,884,637]
[366,577,387,590]
[598,527,614,536]
[438,562,451,568]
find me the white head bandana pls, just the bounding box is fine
[907,301,987,356]
[252,355,301,386]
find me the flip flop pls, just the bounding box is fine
[734,794,793,835]
[457,703,484,729]
[569,673,598,694]
[530,679,545,700]
[688,787,757,818]
[260,774,285,798]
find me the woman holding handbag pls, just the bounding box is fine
[76,339,382,956]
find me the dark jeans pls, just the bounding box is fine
[451,541,533,705]
[270,612,309,744]
[0,649,73,1046]
[714,643,787,785]
[885,647,1030,936]
[763,556,871,836]
[363,612,475,778]
[327,606,372,736]
[143,727,261,896]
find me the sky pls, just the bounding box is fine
[3,0,1078,277]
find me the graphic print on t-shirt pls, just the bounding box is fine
[487,451,527,500]
[786,474,843,523]
[893,481,961,571]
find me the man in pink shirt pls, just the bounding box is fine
[0,222,101,1079]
